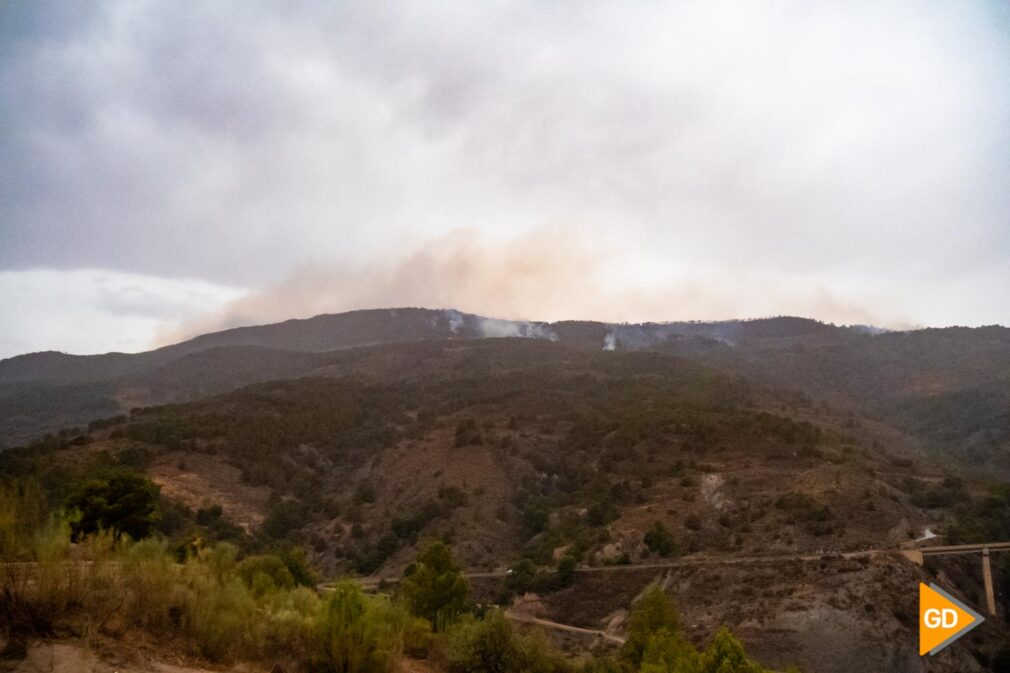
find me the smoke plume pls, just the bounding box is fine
[162,227,904,344]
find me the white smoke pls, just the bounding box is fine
[602,331,616,351]
[445,309,465,334]
[477,318,558,341]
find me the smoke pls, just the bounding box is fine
[161,227,907,345]
[445,309,465,334]
[476,318,558,341]
[439,309,558,341]
[602,332,616,351]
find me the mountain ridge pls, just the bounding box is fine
[2,308,1008,470]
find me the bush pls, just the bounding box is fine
[439,485,469,509]
[552,555,577,590]
[0,480,47,559]
[644,522,677,557]
[237,554,296,595]
[455,419,483,447]
[262,498,311,541]
[446,610,568,673]
[317,581,405,673]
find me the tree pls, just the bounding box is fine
[644,522,677,557]
[552,555,577,589]
[622,586,681,666]
[505,559,538,594]
[640,628,695,673]
[401,540,469,630]
[697,627,765,673]
[65,471,160,541]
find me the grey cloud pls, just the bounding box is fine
[1,0,1009,328]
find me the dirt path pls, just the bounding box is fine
[351,548,888,588]
[504,610,626,644]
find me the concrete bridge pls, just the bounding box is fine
[901,541,1010,615]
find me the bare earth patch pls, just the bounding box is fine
[148,451,270,532]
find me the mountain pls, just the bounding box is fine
[5,311,1010,672]
[2,309,1008,474]
[4,335,1004,673]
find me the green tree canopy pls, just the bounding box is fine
[401,540,469,630]
[64,470,160,541]
[622,586,682,666]
[644,521,677,557]
[697,627,766,673]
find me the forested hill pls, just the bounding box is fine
[4,336,1003,672]
[1,308,1007,472]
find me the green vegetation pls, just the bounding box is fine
[643,522,677,557]
[319,581,423,673]
[503,556,579,596]
[64,470,160,541]
[0,463,788,673]
[621,586,798,673]
[446,610,567,673]
[401,540,470,630]
[774,493,836,537]
[948,484,1010,544]
[906,475,969,509]
[1,339,865,575]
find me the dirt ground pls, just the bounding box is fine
[1,637,443,673]
[2,641,237,673]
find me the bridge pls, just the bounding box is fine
[345,542,1010,617]
[901,542,1010,615]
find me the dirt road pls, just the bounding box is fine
[351,548,888,588]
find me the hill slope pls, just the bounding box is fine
[2,309,1008,476]
[4,336,1008,672]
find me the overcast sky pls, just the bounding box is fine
[2,1,1009,357]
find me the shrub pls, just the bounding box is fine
[455,419,483,447]
[552,555,577,590]
[0,480,46,559]
[183,573,259,660]
[237,554,296,595]
[318,581,404,673]
[263,498,311,540]
[446,610,568,673]
[644,522,677,557]
[439,485,469,509]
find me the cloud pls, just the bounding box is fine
[0,269,242,358]
[1,0,1009,347]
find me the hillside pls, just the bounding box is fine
[2,310,1008,480]
[6,336,1006,672]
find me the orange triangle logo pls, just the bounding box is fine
[920,582,984,655]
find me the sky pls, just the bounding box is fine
[1,1,1009,358]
